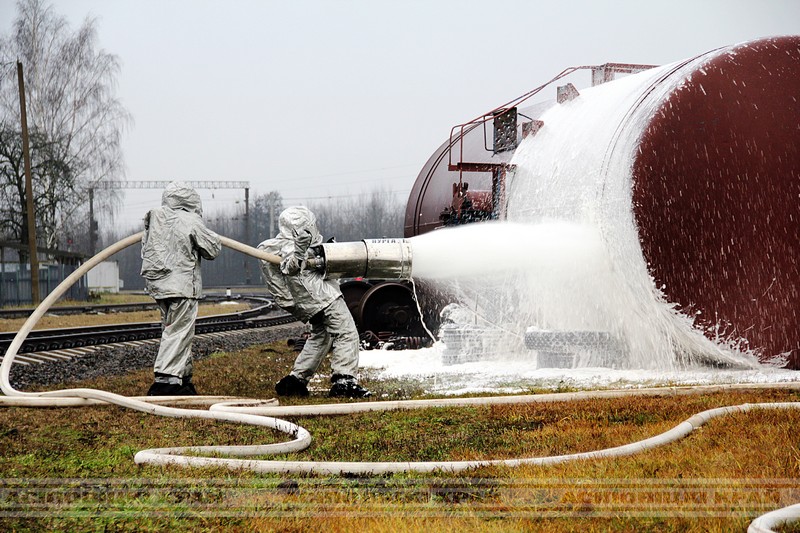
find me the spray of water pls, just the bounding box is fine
[410,220,605,281]
[406,58,761,371]
[409,217,759,370]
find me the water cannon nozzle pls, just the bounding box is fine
[311,239,412,280]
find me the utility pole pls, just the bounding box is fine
[17,61,39,304]
[88,188,96,254]
[244,186,250,284]
[268,194,275,238]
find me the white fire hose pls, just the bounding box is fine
[749,503,800,533]
[0,233,798,531]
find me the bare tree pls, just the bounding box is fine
[0,0,130,251]
[311,189,404,242]
[251,190,284,241]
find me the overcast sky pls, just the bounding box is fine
[1,0,799,229]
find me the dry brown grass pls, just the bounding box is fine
[0,338,799,532]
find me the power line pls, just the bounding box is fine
[94,180,249,190]
[254,163,419,185]
[282,190,410,202]
[274,173,414,193]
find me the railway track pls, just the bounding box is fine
[0,298,299,365]
[0,293,263,319]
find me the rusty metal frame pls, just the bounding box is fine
[446,63,657,184]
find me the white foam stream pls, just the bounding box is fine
[399,51,763,379]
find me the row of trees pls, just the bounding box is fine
[0,0,409,296]
[0,0,129,255]
[309,189,404,243]
[111,188,406,290]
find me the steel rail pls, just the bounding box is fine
[0,305,296,355]
[0,293,271,319]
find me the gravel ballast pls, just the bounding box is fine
[9,323,306,391]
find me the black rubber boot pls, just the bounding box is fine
[275,374,310,397]
[148,374,197,396]
[147,382,183,396]
[179,376,198,396]
[329,374,372,398]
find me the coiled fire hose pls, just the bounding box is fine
[0,233,798,531]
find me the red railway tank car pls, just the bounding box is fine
[402,36,800,367]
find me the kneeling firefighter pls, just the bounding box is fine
[257,206,371,398]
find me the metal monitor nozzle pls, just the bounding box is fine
[307,239,412,280]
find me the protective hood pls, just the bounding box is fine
[162,181,203,217]
[277,206,322,246]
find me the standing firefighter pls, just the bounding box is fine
[258,206,371,398]
[140,181,221,396]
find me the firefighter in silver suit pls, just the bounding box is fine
[141,181,221,396]
[258,206,371,398]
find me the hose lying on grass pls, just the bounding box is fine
[0,233,798,532]
[749,503,800,533]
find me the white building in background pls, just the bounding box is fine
[86,261,121,294]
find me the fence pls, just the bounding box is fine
[0,242,87,307]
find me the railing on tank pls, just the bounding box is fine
[446,63,658,175]
[436,63,656,229]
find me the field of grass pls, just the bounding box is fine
[1,332,799,532]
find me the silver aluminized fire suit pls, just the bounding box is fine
[141,182,221,386]
[257,206,360,386]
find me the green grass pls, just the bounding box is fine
[1,340,799,532]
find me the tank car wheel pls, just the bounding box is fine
[357,282,424,338]
[339,280,373,328]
